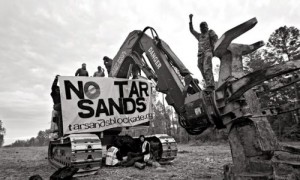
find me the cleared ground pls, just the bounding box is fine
[0,143,231,180]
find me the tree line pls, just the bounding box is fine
[0,120,5,147]
[5,129,52,147]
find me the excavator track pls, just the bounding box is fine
[48,134,102,177]
[142,134,177,163]
[115,133,178,163]
[157,135,177,163]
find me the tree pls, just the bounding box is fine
[148,88,180,138]
[244,49,273,73]
[10,129,51,147]
[37,129,51,146]
[267,26,300,62]
[267,26,300,125]
[0,120,6,147]
[151,100,167,134]
[244,26,300,138]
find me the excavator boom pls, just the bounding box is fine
[109,27,219,134]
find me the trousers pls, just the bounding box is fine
[197,51,215,88]
[122,152,143,167]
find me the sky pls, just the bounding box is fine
[0,0,299,145]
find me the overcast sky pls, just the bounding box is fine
[1,0,299,145]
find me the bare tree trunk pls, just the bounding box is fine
[278,118,282,139]
[170,109,174,137]
[287,53,299,125]
[162,95,171,135]
[295,83,300,125]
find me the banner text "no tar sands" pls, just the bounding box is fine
[63,80,150,118]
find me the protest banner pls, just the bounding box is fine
[58,76,153,134]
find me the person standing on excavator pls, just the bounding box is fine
[93,66,105,77]
[75,63,89,76]
[103,56,113,75]
[189,14,218,91]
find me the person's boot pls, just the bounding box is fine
[134,162,146,169]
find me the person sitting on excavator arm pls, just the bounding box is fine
[189,14,218,92]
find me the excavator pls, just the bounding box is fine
[49,17,300,179]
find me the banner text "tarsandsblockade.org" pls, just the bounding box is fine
[68,113,153,131]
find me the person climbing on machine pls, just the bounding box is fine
[103,56,113,75]
[51,75,61,111]
[189,14,218,92]
[50,75,63,137]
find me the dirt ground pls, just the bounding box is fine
[0,143,232,180]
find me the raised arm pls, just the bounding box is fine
[189,14,200,41]
[51,75,59,91]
